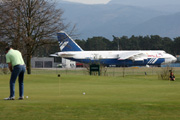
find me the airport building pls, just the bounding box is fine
[31,57,77,68]
[0,56,82,69]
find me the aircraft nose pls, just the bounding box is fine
[172,56,177,63]
[164,54,177,64]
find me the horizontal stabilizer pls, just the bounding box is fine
[59,53,75,58]
[49,53,58,57]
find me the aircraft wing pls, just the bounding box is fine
[49,52,59,57]
[118,52,147,61]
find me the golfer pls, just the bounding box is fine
[4,46,25,100]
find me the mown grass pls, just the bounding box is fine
[0,68,180,120]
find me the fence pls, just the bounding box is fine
[1,67,179,77]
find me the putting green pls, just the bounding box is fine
[0,69,180,120]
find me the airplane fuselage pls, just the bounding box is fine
[56,50,177,66]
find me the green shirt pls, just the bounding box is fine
[6,49,25,67]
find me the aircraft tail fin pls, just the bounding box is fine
[57,31,83,52]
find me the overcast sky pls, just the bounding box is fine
[63,0,111,4]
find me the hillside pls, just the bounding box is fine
[126,12,180,37]
[109,0,180,13]
[57,1,180,39]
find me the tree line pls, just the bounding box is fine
[75,35,180,56]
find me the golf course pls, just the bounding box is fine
[0,67,180,120]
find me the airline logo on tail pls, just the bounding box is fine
[59,41,69,51]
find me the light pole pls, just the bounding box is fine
[116,37,121,51]
[112,35,120,51]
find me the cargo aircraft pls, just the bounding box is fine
[50,31,177,67]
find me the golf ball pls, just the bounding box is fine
[26,96,28,98]
[83,92,85,95]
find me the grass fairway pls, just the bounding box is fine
[0,72,180,120]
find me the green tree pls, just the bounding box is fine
[129,35,140,50]
[162,37,173,54]
[120,36,129,50]
[150,35,163,50]
[85,37,110,50]
[139,35,151,50]
[75,39,86,50]
[173,37,180,55]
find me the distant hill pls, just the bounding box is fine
[57,1,180,39]
[126,12,180,37]
[109,0,180,12]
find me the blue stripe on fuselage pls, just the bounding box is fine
[147,58,165,65]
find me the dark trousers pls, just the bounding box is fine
[10,65,25,98]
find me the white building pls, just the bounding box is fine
[61,58,76,68]
[31,57,76,68]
